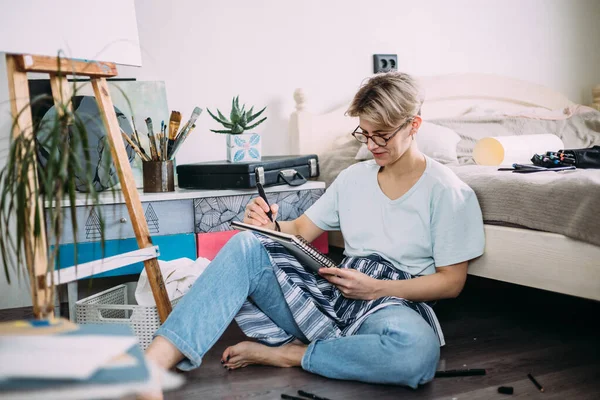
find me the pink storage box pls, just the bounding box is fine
[196,230,329,261]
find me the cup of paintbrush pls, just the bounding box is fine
[142,160,174,192]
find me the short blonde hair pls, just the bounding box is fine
[346,72,423,129]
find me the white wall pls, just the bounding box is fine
[131,0,600,165]
[1,0,600,309]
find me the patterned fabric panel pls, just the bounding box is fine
[193,189,324,233]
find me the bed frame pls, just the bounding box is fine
[290,73,600,302]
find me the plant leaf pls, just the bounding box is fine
[210,129,233,134]
[207,108,233,128]
[231,124,244,134]
[245,117,267,131]
[217,109,231,125]
[230,96,239,123]
[239,112,248,130]
[247,106,266,124]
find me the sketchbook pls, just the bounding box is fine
[230,220,338,273]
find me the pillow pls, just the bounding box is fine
[354,121,461,164]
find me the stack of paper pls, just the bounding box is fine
[0,321,183,399]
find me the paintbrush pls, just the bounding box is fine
[131,116,143,148]
[136,137,150,160]
[170,107,203,159]
[169,123,197,160]
[121,129,151,161]
[167,111,182,158]
[133,136,151,161]
[162,121,168,161]
[145,117,159,161]
[158,120,164,160]
[174,107,202,141]
[129,117,150,160]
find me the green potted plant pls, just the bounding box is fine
[207,96,266,163]
[0,59,116,319]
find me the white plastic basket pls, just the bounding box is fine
[75,284,180,350]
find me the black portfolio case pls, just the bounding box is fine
[176,155,319,189]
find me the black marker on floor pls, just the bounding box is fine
[281,394,305,400]
[298,390,332,400]
[527,373,544,392]
[498,386,514,395]
[435,368,486,377]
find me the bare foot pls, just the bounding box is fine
[221,340,308,370]
[146,336,184,371]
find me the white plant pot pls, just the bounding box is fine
[226,133,262,163]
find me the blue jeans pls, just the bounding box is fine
[155,231,440,388]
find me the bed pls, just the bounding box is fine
[289,73,600,301]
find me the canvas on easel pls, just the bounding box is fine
[28,79,171,189]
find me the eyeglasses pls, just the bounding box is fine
[351,117,414,147]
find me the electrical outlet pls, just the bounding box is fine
[373,54,398,73]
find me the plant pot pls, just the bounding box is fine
[226,133,262,163]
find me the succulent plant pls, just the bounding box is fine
[207,96,266,134]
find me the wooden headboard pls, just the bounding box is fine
[289,73,575,155]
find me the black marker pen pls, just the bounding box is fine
[256,182,273,222]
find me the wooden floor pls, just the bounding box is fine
[2,273,599,399]
[163,276,600,400]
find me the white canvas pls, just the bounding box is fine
[0,0,141,66]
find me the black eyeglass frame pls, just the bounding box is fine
[351,117,415,147]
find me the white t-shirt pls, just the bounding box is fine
[305,156,485,276]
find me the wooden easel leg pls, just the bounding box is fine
[49,73,74,115]
[5,55,52,319]
[91,77,172,322]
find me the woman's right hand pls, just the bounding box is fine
[244,197,279,228]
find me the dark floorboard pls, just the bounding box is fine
[160,275,600,400]
[2,251,599,399]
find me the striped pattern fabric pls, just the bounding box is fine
[234,234,445,347]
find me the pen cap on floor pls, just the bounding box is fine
[143,161,175,192]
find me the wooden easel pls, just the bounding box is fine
[5,54,172,322]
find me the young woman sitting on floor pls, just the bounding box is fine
[146,71,485,388]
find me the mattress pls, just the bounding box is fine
[449,165,600,247]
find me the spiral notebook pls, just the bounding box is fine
[230,220,338,273]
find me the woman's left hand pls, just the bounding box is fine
[318,268,382,300]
